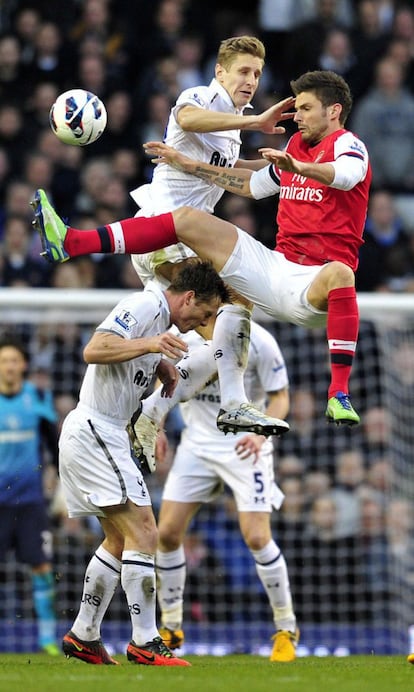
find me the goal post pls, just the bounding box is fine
[0,288,413,656]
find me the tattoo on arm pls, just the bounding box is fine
[194,165,246,190]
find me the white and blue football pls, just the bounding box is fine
[49,88,107,146]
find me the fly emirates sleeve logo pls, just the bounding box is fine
[279,173,324,201]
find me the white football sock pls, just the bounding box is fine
[251,540,296,633]
[72,545,121,640]
[212,304,251,410]
[156,547,186,631]
[121,550,158,645]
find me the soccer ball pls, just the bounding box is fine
[49,89,107,146]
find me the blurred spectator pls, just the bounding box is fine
[75,157,113,214]
[391,5,414,58]
[356,189,414,292]
[318,27,356,77]
[350,57,414,192]
[349,0,392,101]
[0,33,29,104]
[283,0,352,84]
[218,196,258,238]
[89,89,137,158]
[302,493,364,622]
[133,54,180,119]
[303,469,331,507]
[0,214,51,287]
[111,147,142,194]
[365,457,393,507]
[50,261,84,289]
[360,495,389,623]
[22,151,54,202]
[68,0,130,86]
[384,37,414,94]
[0,103,27,177]
[330,449,365,538]
[1,180,33,229]
[277,387,349,473]
[12,6,41,66]
[174,33,205,91]
[75,53,111,101]
[36,130,83,219]
[257,0,312,90]
[24,21,68,89]
[48,322,86,398]
[139,0,187,64]
[361,405,391,461]
[23,81,59,145]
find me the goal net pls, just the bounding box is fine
[1,289,413,656]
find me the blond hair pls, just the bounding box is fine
[217,36,265,69]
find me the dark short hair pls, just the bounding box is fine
[169,259,229,304]
[0,334,28,361]
[290,70,353,124]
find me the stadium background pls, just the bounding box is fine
[1,0,414,656]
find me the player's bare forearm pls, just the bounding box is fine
[144,141,254,195]
[259,148,335,184]
[83,332,188,364]
[192,164,253,196]
[177,97,295,134]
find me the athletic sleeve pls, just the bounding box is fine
[331,156,368,190]
[331,131,370,190]
[249,164,280,199]
[172,85,211,118]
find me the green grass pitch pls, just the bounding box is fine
[0,654,412,692]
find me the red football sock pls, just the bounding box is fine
[64,213,178,257]
[326,286,359,398]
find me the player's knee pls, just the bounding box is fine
[158,524,182,552]
[243,531,270,552]
[326,261,355,288]
[173,206,198,240]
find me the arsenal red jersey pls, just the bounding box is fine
[275,129,371,271]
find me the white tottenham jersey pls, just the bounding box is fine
[179,322,288,453]
[79,282,170,423]
[130,78,247,215]
[131,78,251,285]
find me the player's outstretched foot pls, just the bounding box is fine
[217,403,290,436]
[127,636,191,666]
[159,627,185,650]
[325,392,360,426]
[62,630,118,665]
[270,628,299,663]
[31,188,69,263]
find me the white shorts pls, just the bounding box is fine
[131,204,196,287]
[59,406,151,518]
[162,438,284,512]
[220,229,327,328]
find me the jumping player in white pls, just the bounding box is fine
[34,35,294,440]
[32,70,370,426]
[141,320,298,661]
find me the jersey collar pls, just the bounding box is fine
[209,78,253,115]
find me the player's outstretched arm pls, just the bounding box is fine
[176,96,295,134]
[259,148,335,185]
[144,141,255,197]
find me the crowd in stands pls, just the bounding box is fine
[0,1,414,291]
[1,0,414,636]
